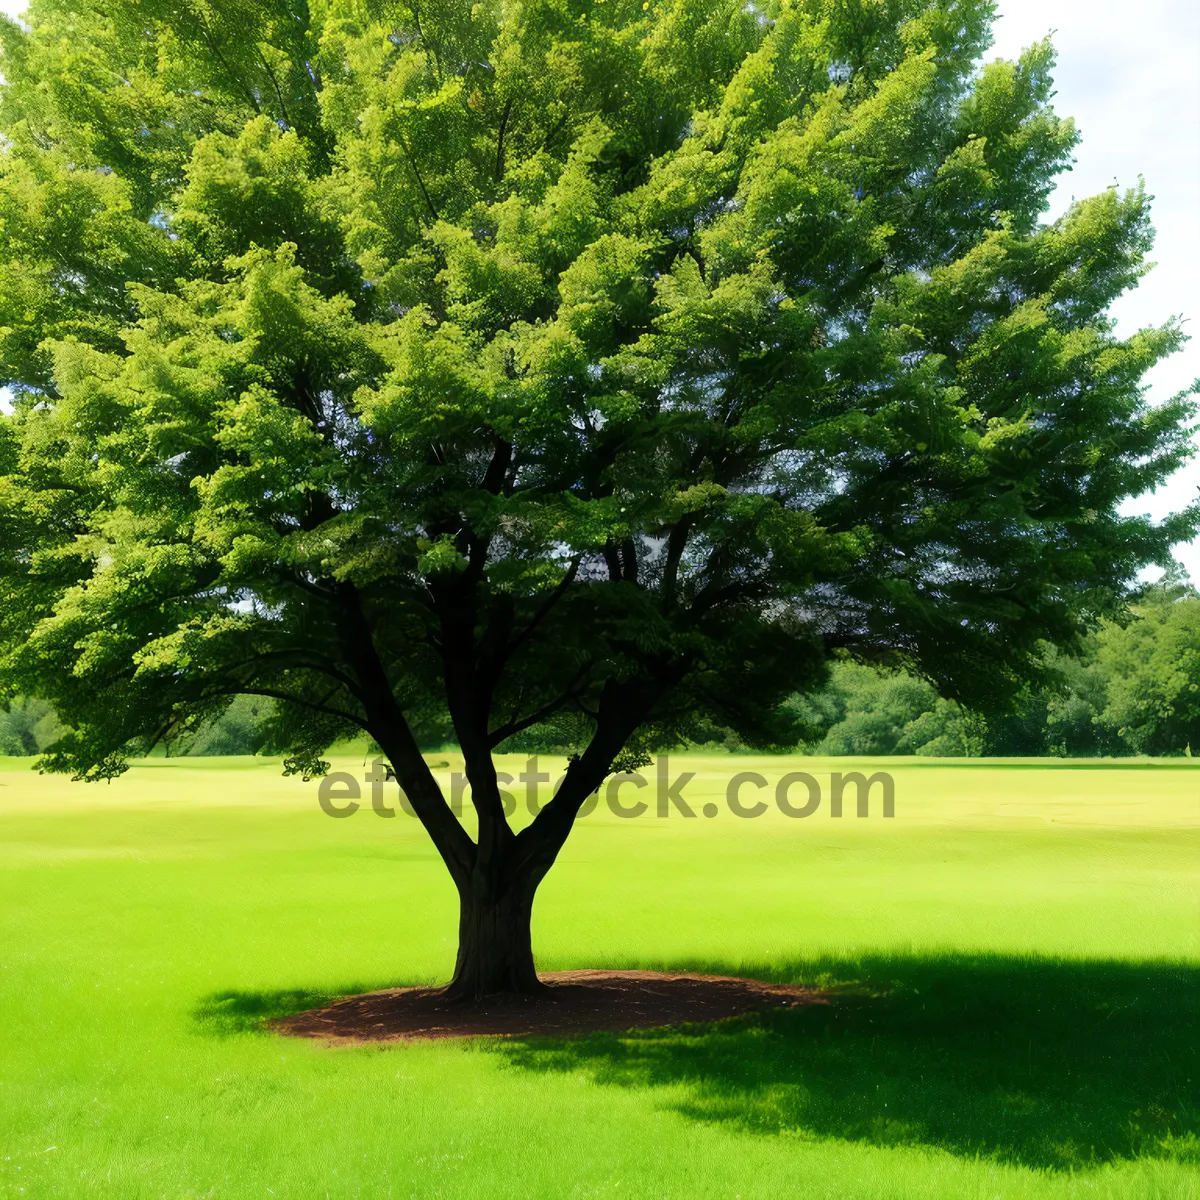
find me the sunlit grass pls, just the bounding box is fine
[0,753,1197,1197]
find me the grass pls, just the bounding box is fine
[0,752,1197,1198]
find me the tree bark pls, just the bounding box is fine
[443,876,545,1001]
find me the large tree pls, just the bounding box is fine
[0,0,1194,998]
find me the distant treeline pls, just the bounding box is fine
[805,573,1198,757]
[3,577,1197,761]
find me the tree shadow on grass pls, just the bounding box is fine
[498,955,1200,1171]
[194,983,389,1037]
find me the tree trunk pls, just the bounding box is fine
[442,878,546,1002]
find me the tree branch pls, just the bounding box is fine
[661,516,692,604]
[487,661,592,748]
[334,582,475,885]
[397,127,440,223]
[504,556,581,661]
[211,685,372,732]
[256,44,292,128]
[507,677,662,887]
[495,95,513,182]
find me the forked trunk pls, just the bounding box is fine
[443,880,546,1002]
[371,686,642,1004]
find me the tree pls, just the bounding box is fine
[1097,573,1200,755]
[791,659,985,756]
[1026,639,1115,757]
[0,695,65,756]
[0,0,1195,998]
[184,694,274,756]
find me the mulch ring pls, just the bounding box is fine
[271,970,828,1044]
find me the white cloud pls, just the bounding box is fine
[0,0,1197,573]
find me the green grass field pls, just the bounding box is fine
[1,753,1197,1198]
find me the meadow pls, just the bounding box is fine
[0,752,1197,1198]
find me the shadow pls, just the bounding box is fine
[496,955,1200,1171]
[194,984,391,1036]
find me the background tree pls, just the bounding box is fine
[183,694,274,756]
[0,0,1195,998]
[0,695,65,757]
[787,659,986,756]
[1097,572,1200,755]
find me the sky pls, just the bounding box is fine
[987,0,1200,581]
[0,0,1197,577]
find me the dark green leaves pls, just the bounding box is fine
[0,0,1193,786]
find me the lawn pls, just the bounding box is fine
[0,753,1197,1198]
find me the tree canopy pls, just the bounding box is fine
[0,0,1195,994]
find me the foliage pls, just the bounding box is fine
[784,575,1199,756]
[0,694,66,756]
[0,0,1195,978]
[6,574,1196,760]
[1098,574,1200,755]
[1040,646,1114,756]
[183,694,274,756]
[786,660,983,756]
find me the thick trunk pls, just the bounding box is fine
[443,880,545,1002]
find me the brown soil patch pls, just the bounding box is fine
[273,970,826,1044]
